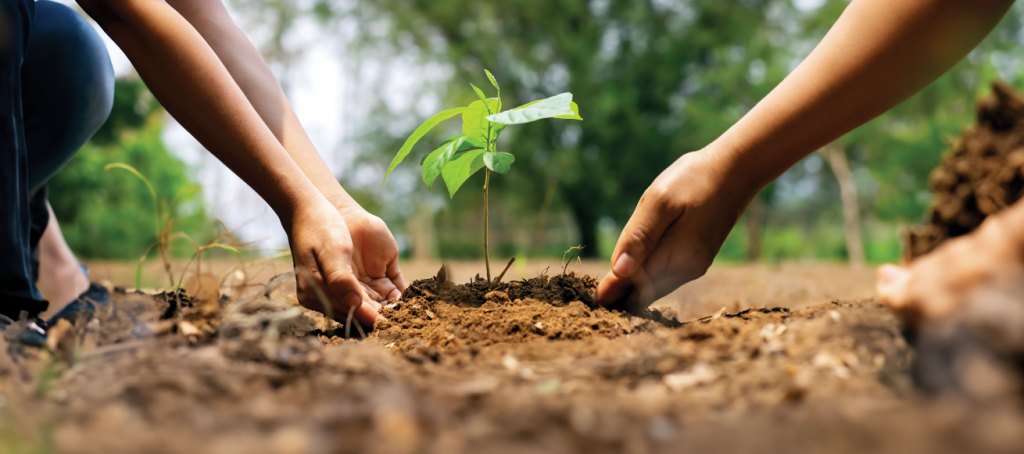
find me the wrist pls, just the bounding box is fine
[699,139,770,203]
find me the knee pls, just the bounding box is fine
[25,1,115,134]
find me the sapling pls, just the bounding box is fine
[384,70,582,283]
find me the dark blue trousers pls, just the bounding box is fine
[0,0,114,320]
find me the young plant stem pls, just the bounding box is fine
[484,168,492,283]
[493,256,515,285]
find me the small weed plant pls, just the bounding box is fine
[105,163,240,290]
[384,70,582,282]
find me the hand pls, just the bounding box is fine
[335,203,407,302]
[286,196,382,326]
[877,207,1024,328]
[596,149,757,308]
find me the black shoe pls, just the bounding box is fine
[0,312,48,347]
[46,283,109,327]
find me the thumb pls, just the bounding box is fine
[320,255,380,327]
[876,264,910,310]
[610,191,681,279]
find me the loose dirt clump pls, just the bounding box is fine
[371,273,680,365]
[907,82,1024,259]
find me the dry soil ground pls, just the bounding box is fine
[3,260,1023,454]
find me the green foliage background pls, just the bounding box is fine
[316,0,1024,263]
[47,79,213,260]
[44,1,1024,266]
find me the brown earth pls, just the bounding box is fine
[907,82,1024,259]
[10,84,1024,454]
[2,263,1024,454]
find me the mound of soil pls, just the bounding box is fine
[907,82,1024,258]
[370,273,679,364]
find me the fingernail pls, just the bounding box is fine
[613,252,637,277]
[345,294,362,309]
[877,264,907,286]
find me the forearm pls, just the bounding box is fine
[79,0,321,221]
[713,0,1012,194]
[163,0,358,209]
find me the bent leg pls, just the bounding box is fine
[0,0,46,321]
[23,0,114,192]
[20,1,113,309]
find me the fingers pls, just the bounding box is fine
[876,264,910,310]
[596,273,635,307]
[610,187,682,281]
[316,250,381,327]
[387,258,407,294]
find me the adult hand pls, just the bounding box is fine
[287,196,382,326]
[596,149,757,308]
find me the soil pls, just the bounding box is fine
[2,265,1023,454]
[10,85,1024,453]
[907,82,1024,259]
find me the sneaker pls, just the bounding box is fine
[46,283,109,327]
[0,312,48,347]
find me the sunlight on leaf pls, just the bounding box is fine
[463,99,500,146]
[555,102,583,120]
[487,93,574,125]
[383,107,479,185]
[483,151,515,174]
[423,134,473,190]
[485,69,500,96]
[441,148,487,198]
[471,84,492,112]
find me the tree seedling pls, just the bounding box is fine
[383,70,582,283]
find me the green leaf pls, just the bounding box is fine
[104,163,156,204]
[206,243,241,254]
[486,93,575,125]
[383,106,479,185]
[422,134,476,190]
[470,84,492,112]
[463,99,500,145]
[554,102,583,120]
[441,148,487,198]
[484,69,500,95]
[483,151,515,174]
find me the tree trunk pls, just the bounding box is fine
[532,176,559,257]
[564,185,600,259]
[409,203,434,262]
[746,196,763,262]
[821,145,866,267]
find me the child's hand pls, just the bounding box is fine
[877,205,1024,328]
[596,149,755,308]
[336,204,407,302]
[286,197,383,326]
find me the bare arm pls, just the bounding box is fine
[77,0,317,218]
[599,0,1015,306]
[716,0,1013,192]
[162,0,406,299]
[161,0,359,209]
[77,0,385,324]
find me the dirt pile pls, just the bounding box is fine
[908,82,1024,258]
[370,273,679,364]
